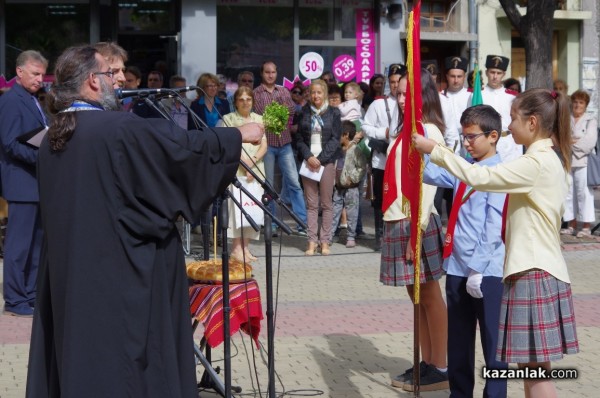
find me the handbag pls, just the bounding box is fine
[587,147,600,187]
[230,177,264,228]
[587,127,600,187]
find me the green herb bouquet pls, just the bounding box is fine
[262,101,289,136]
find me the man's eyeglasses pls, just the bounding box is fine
[291,90,302,95]
[240,79,254,83]
[94,70,115,79]
[460,131,492,143]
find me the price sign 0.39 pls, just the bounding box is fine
[299,52,324,80]
[333,54,357,82]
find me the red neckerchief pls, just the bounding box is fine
[443,182,476,258]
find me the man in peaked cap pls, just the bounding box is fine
[440,56,469,154]
[434,56,470,222]
[361,63,406,251]
[469,54,522,162]
[422,59,440,89]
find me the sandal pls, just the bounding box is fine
[305,242,317,256]
[576,228,592,238]
[559,227,574,236]
[320,242,330,256]
[244,250,258,261]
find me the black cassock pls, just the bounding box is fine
[26,111,242,397]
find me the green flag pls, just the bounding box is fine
[471,62,483,106]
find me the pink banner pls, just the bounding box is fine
[355,8,375,84]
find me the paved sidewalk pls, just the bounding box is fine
[2,196,600,397]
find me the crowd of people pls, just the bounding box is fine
[0,41,595,398]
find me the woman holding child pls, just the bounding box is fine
[295,79,342,255]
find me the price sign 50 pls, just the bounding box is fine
[299,52,324,80]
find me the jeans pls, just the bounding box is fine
[264,144,307,229]
[331,187,360,240]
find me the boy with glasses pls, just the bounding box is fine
[422,104,508,398]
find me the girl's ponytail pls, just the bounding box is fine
[512,88,572,171]
[553,90,572,171]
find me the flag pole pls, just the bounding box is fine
[402,2,424,396]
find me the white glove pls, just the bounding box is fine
[466,270,484,299]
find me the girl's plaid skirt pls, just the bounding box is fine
[497,269,579,363]
[379,214,444,286]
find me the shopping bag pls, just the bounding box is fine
[231,177,264,227]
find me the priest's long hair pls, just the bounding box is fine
[47,45,101,152]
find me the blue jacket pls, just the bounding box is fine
[188,96,230,129]
[0,83,46,201]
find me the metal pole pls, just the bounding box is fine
[468,0,478,70]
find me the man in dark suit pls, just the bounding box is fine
[0,50,48,317]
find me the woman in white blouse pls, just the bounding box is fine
[560,89,598,238]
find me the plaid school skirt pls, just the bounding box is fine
[379,214,444,287]
[496,269,579,363]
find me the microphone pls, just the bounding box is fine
[115,86,198,99]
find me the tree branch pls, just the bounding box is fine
[499,0,522,33]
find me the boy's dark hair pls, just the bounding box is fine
[342,120,357,140]
[460,105,502,136]
[328,83,342,97]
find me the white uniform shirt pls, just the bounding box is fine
[469,85,522,163]
[383,123,444,228]
[440,87,470,153]
[362,96,398,170]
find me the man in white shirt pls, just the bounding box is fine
[469,55,522,162]
[440,56,470,154]
[362,63,406,250]
[436,56,470,219]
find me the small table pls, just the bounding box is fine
[189,279,263,348]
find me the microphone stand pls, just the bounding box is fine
[182,93,307,398]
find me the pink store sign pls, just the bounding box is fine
[355,8,375,84]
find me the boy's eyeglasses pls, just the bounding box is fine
[291,90,302,95]
[460,131,492,143]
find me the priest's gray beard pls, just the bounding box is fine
[98,77,120,111]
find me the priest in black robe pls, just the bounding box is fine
[26,45,264,397]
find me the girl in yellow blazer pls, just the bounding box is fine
[412,88,578,398]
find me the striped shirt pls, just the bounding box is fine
[253,84,296,147]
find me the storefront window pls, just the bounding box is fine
[217,4,294,84]
[118,0,178,33]
[4,2,90,78]
[216,0,374,89]
[299,1,334,41]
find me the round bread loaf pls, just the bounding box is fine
[187,258,252,282]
